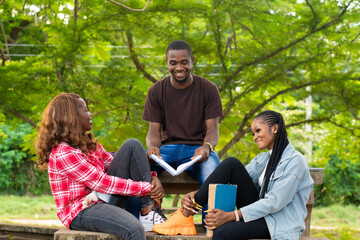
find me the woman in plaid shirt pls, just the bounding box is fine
[35,93,166,240]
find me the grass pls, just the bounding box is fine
[311,204,360,229]
[0,195,57,221]
[1,195,359,239]
[311,204,360,240]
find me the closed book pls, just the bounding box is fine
[206,184,237,237]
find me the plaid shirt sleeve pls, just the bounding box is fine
[96,143,114,171]
[55,148,151,197]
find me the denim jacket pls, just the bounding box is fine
[240,142,314,240]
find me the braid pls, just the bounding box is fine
[255,110,289,198]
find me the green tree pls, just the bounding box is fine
[0,0,359,199]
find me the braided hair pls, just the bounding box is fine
[255,110,289,198]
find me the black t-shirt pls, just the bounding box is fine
[142,75,223,145]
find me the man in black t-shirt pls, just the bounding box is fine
[142,40,223,186]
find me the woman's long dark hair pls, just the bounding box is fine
[256,110,289,198]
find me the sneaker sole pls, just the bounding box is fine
[153,226,196,236]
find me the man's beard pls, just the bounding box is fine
[173,75,189,84]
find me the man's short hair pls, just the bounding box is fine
[166,40,193,57]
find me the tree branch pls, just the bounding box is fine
[210,17,227,73]
[0,48,6,65]
[0,16,11,63]
[237,21,266,48]
[9,109,40,130]
[9,20,31,43]
[286,118,330,128]
[53,57,69,92]
[341,88,360,120]
[229,14,237,52]
[74,0,78,31]
[221,51,327,120]
[125,30,157,83]
[221,3,351,92]
[218,78,330,157]
[305,0,319,30]
[224,33,234,56]
[328,120,360,138]
[351,31,360,43]
[107,0,151,12]
[0,0,5,6]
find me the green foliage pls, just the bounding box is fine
[1,0,360,200]
[0,123,50,195]
[314,155,360,206]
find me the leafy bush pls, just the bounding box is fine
[0,123,50,195]
[314,154,360,206]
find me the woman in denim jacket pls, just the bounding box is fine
[153,110,314,240]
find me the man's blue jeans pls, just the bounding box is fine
[152,144,221,225]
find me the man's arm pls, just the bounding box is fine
[203,117,220,149]
[193,117,219,161]
[146,122,162,159]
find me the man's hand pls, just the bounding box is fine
[193,145,209,163]
[148,175,164,207]
[147,147,161,163]
[204,209,235,230]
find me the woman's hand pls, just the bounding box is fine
[181,191,200,214]
[204,209,235,230]
[148,175,164,207]
[82,191,98,209]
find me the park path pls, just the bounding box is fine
[5,219,64,227]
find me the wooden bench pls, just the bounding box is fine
[54,168,325,240]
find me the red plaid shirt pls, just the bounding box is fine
[48,142,153,228]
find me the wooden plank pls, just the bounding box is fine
[159,168,323,194]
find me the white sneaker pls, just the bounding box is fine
[139,205,167,232]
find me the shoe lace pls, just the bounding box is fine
[152,206,167,223]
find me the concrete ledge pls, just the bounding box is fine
[0,223,328,240]
[0,222,61,240]
[54,229,329,240]
[54,229,120,240]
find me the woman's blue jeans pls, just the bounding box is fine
[69,139,154,240]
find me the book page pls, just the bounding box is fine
[150,154,202,176]
[206,184,217,237]
[150,154,177,176]
[175,155,202,175]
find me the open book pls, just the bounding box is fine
[150,154,202,176]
